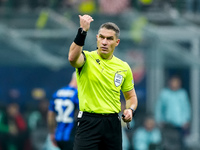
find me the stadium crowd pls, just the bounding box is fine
[0,0,200,15]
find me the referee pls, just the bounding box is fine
[68,14,138,150]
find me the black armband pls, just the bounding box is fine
[74,28,87,46]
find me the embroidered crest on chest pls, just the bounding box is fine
[114,73,123,87]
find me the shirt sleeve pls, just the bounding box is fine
[121,62,134,92]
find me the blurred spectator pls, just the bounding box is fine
[78,0,96,14]
[155,75,191,150]
[132,115,162,150]
[7,89,23,108]
[28,99,49,150]
[0,106,10,150]
[0,103,31,150]
[47,71,78,150]
[98,0,131,15]
[49,0,76,10]
[137,0,153,12]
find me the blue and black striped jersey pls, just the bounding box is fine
[49,86,78,141]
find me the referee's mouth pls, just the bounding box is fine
[101,47,108,50]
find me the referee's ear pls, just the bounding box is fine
[115,39,120,47]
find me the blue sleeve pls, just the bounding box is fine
[74,90,79,105]
[48,99,55,112]
[48,92,57,112]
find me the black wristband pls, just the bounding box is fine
[74,28,87,46]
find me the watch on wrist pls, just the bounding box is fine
[129,107,135,117]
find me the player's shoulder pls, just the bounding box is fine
[55,86,68,93]
[53,86,66,97]
[53,86,76,98]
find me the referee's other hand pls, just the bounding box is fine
[122,109,132,122]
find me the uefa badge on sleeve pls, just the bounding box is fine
[114,73,123,87]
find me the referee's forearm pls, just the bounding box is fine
[126,96,138,111]
[123,89,138,111]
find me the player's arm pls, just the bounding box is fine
[122,88,138,122]
[47,110,58,146]
[68,15,94,68]
[47,111,56,134]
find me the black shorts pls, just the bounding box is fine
[57,141,73,150]
[73,112,122,150]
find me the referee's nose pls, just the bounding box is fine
[102,38,108,45]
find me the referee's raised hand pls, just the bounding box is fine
[79,15,94,32]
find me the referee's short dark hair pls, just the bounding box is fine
[99,22,120,38]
